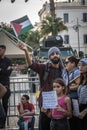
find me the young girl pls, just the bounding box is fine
[41,78,72,130]
[51,78,72,130]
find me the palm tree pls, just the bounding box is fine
[41,16,67,36]
[26,30,41,48]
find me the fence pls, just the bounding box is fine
[7,75,40,129]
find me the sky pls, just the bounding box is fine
[0,0,50,25]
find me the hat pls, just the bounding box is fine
[79,58,87,65]
[48,47,61,58]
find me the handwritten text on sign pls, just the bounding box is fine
[42,91,58,109]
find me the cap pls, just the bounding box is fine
[79,58,87,65]
[48,47,61,58]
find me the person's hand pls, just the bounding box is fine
[41,107,51,117]
[18,42,28,52]
[78,110,87,119]
[7,66,13,70]
[19,102,23,107]
[18,114,23,118]
[41,107,47,113]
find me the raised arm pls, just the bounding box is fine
[18,42,32,66]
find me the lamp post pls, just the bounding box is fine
[77,18,80,54]
[11,0,15,3]
[73,18,81,57]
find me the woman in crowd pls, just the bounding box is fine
[65,56,80,98]
[65,56,80,130]
[77,58,87,130]
[17,94,35,130]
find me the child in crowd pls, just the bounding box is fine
[41,78,72,130]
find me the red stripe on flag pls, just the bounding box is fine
[12,22,22,34]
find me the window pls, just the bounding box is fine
[81,0,85,5]
[64,35,69,44]
[84,34,87,44]
[64,13,69,23]
[83,13,87,22]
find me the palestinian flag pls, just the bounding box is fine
[11,15,33,37]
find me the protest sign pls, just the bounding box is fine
[42,90,58,109]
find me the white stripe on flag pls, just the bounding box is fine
[20,20,31,29]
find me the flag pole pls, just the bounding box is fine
[3,28,33,51]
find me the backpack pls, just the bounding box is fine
[42,62,51,82]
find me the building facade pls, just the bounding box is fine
[38,0,87,56]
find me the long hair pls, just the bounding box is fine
[80,73,87,85]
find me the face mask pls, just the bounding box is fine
[50,57,60,64]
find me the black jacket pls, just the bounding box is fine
[0,57,12,86]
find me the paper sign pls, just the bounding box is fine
[72,99,80,116]
[42,91,58,109]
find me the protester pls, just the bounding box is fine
[17,94,35,130]
[65,56,80,98]
[77,58,87,130]
[65,56,80,130]
[41,78,72,130]
[0,45,13,128]
[18,42,68,130]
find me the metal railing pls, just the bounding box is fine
[7,75,40,128]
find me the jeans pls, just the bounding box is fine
[17,116,35,130]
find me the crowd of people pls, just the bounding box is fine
[0,43,87,130]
